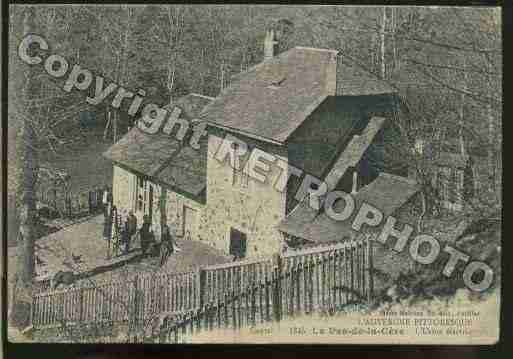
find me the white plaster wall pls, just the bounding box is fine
[112,165,134,213]
[112,165,205,238]
[149,183,205,240]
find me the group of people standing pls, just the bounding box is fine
[129,215,177,266]
[102,202,177,266]
[102,186,114,247]
[121,210,138,254]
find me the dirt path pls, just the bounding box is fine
[8,214,232,292]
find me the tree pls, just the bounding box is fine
[10,6,39,331]
[8,5,92,333]
[305,6,500,219]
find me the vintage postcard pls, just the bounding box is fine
[5,4,501,345]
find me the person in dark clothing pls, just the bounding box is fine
[103,201,110,223]
[97,187,104,209]
[127,210,137,241]
[104,205,115,259]
[121,221,131,254]
[89,188,97,213]
[159,224,174,266]
[107,186,113,203]
[103,204,113,240]
[140,215,152,256]
[150,230,159,257]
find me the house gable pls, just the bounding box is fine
[104,94,213,202]
[200,47,395,145]
[105,43,402,258]
[278,172,420,246]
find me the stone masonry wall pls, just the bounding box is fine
[112,130,289,259]
[200,133,288,258]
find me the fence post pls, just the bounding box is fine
[60,292,65,323]
[198,267,206,309]
[79,288,85,322]
[366,236,374,303]
[133,275,139,328]
[30,295,35,328]
[272,253,282,322]
[66,192,71,218]
[53,187,57,212]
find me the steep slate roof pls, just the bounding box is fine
[104,44,395,205]
[282,115,387,220]
[277,173,420,244]
[200,47,338,143]
[279,116,387,226]
[153,136,208,196]
[103,127,181,176]
[354,173,420,216]
[103,93,213,198]
[336,55,395,96]
[200,47,394,144]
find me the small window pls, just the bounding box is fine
[231,143,249,189]
[268,74,286,88]
[414,139,424,155]
[233,167,249,188]
[231,142,239,186]
[135,175,148,212]
[137,195,143,211]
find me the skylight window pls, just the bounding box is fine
[267,74,286,89]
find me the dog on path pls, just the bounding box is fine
[51,270,76,289]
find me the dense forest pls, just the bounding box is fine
[8,5,501,179]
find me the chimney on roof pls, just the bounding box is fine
[351,170,358,195]
[264,28,278,60]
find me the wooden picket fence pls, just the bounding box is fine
[36,186,104,218]
[32,270,198,328]
[31,236,374,342]
[160,237,374,343]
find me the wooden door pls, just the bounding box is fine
[229,228,247,259]
[148,184,154,224]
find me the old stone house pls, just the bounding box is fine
[104,92,212,244]
[104,33,410,260]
